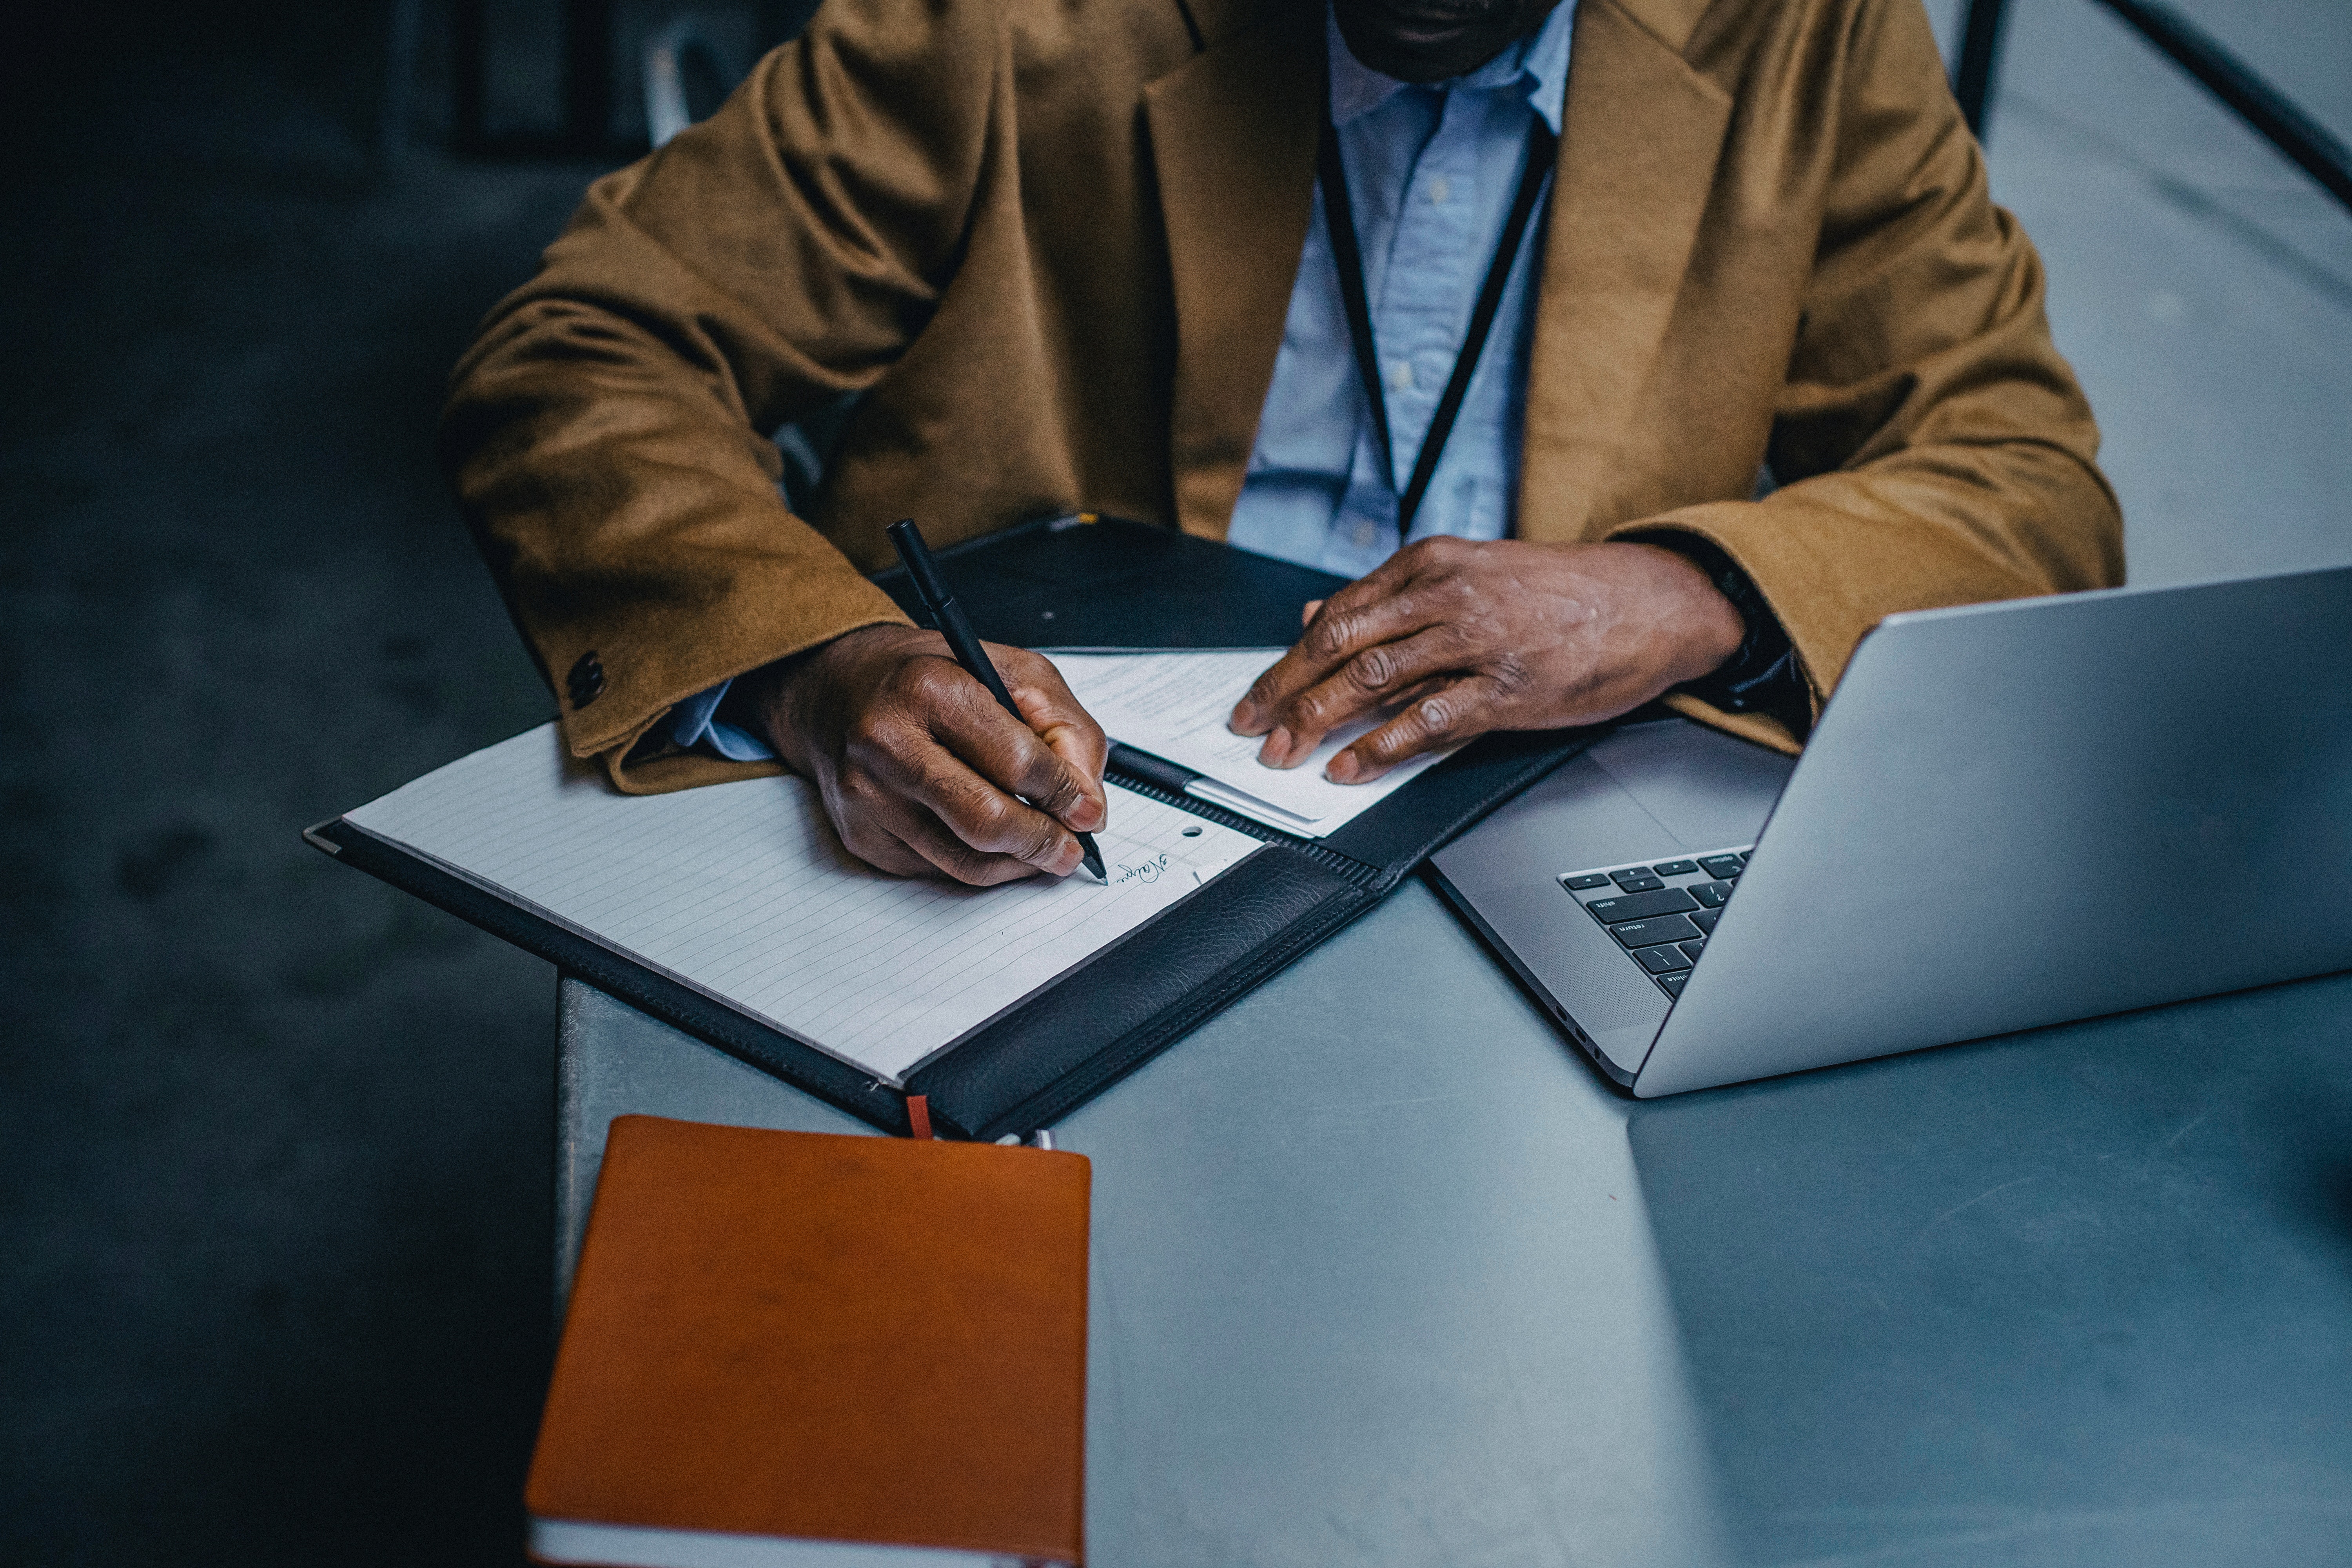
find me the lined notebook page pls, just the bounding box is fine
[1053,650,1459,837]
[345,726,1261,1082]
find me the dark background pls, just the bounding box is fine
[0,2,668,1561]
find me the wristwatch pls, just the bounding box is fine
[1635,532,1809,730]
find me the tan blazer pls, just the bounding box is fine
[443,0,2123,792]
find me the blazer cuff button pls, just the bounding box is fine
[566,651,606,708]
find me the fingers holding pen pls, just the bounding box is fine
[828,769,1044,886]
[889,660,1096,874]
[881,523,1110,882]
[755,624,1118,886]
[842,723,1085,883]
[897,757,1087,880]
[1000,647,1109,834]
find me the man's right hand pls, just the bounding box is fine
[735,625,1109,886]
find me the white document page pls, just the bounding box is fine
[1052,650,1460,838]
[344,726,1261,1083]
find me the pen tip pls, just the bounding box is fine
[1078,834,1106,884]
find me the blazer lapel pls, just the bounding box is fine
[1144,0,1321,540]
[1517,0,1733,543]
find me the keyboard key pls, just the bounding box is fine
[1658,972,1690,998]
[1562,873,1612,890]
[1636,944,1692,973]
[1609,914,1701,949]
[1678,938,1707,963]
[1608,868,1665,891]
[1698,855,1743,879]
[1690,880,1731,907]
[1690,908,1721,935]
[1584,889,1698,923]
[1651,860,1698,877]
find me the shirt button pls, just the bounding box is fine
[1352,520,1378,550]
[1428,176,1450,205]
[1386,360,1414,391]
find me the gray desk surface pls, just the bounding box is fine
[556,878,2352,1568]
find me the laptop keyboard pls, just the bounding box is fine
[1559,848,1753,1000]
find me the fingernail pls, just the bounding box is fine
[1229,701,1262,735]
[1071,793,1105,832]
[1259,726,1292,767]
[1325,751,1359,783]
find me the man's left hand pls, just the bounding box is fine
[1227,537,1748,782]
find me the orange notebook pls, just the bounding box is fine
[527,1116,1088,1568]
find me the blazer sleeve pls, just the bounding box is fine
[1610,0,2125,742]
[439,0,1007,789]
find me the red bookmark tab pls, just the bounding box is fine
[905,1094,934,1140]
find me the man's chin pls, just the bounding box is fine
[1332,0,1553,84]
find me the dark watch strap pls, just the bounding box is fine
[1633,532,1809,730]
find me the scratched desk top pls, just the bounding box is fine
[556,877,2352,1568]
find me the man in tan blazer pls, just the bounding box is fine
[443,0,2122,885]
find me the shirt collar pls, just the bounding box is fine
[1327,0,1575,135]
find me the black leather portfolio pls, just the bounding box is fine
[311,516,1593,1138]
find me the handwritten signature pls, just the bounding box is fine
[1111,853,1170,886]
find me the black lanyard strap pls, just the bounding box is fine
[1317,102,1558,541]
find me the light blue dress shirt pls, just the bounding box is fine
[1225,1,1573,579]
[673,2,1575,762]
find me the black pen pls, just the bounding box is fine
[886,518,1107,884]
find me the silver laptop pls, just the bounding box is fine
[1428,564,2352,1097]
